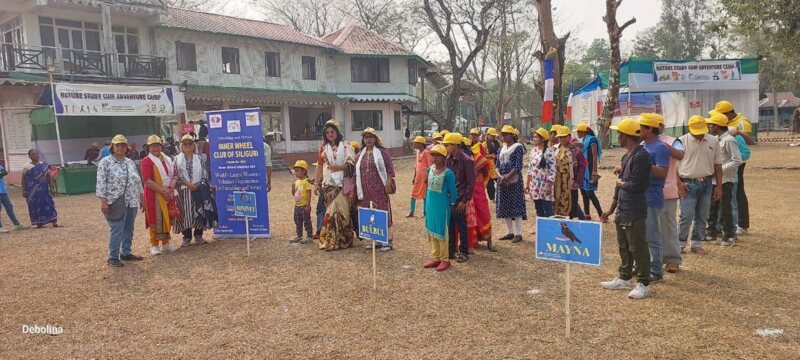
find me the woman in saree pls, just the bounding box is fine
[141,135,178,255]
[464,137,495,252]
[313,119,356,251]
[174,134,211,247]
[22,149,60,228]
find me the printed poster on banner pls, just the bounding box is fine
[53,83,176,116]
[207,108,270,238]
[535,217,601,266]
[358,207,389,245]
[654,60,742,83]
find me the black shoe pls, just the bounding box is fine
[107,259,124,267]
[650,274,664,283]
[456,254,468,263]
[487,244,498,252]
[120,254,144,261]
[511,235,523,243]
[499,234,514,241]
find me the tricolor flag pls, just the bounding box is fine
[541,58,555,123]
[565,82,574,120]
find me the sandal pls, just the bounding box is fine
[456,254,468,263]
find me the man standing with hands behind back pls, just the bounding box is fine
[443,132,475,264]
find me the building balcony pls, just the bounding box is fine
[0,43,166,80]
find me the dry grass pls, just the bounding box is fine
[1,143,799,359]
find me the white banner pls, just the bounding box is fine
[53,83,177,117]
[654,60,742,83]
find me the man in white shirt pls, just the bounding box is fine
[704,113,741,246]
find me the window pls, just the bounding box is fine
[265,51,280,77]
[38,16,101,59]
[394,111,402,130]
[176,41,197,71]
[289,106,333,140]
[222,47,240,74]
[408,59,418,85]
[351,110,383,131]
[113,26,139,63]
[301,56,316,80]
[351,57,389,83]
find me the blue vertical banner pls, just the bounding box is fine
[206,108,270,238]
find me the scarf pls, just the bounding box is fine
[498,142,522,165]
[355,146,388,200]
[175,153,202,184]
[324,142,347,187]
[147,153,174,186]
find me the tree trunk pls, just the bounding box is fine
[533,0,570,125]
[599,0,635,148]
[792,108,800,134]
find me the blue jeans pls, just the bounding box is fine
[534,200,553,217]
[0,193,21,227]
[678,178,713,249]
[646,206,663,276]
[107,207,138,260]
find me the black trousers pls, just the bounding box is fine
[616,218,650,286]
[581,189,603,217]
[182,228,203,239]
[737,163,749,229]
[569,189,585,220]
[708,182,736,240]
[486,179,496,201]
[448,210,468,258]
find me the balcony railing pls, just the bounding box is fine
[1,43,166,80]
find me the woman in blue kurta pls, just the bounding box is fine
[423,144,457,272]
[577,123,603,219]
[496,126,526,243]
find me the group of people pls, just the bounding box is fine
[601,100,752,299]
[96,133,218,267]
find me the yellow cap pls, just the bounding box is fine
[432,131,442,140]
[712,100,734,114]
[638,113,663,128]
[487,128,499,136]
[361,127,378,137]
[549,124,562,133]
[430,144,447,157]
[111,134,127,145]
[575,123,590,132]
[413,136,426,144]
[290,160,309,171]
[180,134,195,143]
[442,132,463,145]
[500,125,515,134]
[687,115,708,135]
[439,129,450,136]
[705,112,729,127]
[513,128,520,136]
[462,137,472,146]
[534,127,549,140]
[556,126,571,137]
[146,135,163,146]
[610,118,641,136]
[91,141,100,148]
[350,140,361,152]
[469,128,480,135]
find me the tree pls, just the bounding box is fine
[630,0,708,59]
[533,0,570,124]
[582,38,611,75]
[166,0,227,11]
[599,0,636,148]
[422,0,499,130]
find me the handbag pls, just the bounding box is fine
[342,176,355,197]
[105,162,129,221]
[168,196,183,219]
[499,172,520,188]
[384,177,396,194]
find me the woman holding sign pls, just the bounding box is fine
[313,120,357,251]
[356,128,396,252]
[141,135,179,255]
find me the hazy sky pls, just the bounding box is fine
[217,0,663,59]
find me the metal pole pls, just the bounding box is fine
[49,72,65,166]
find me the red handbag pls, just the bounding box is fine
[168,197,183,219]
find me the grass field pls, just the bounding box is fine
[1,143,798,359]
